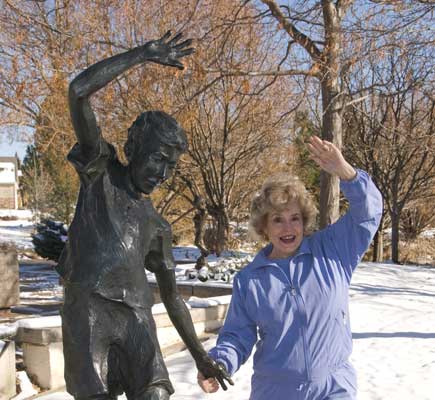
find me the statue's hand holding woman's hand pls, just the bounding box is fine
[142,31,195,70]
[196,355,234,393]
[307,136,357,181]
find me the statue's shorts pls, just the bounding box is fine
[61,287,174,399]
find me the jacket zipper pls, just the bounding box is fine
[270,258,312,381]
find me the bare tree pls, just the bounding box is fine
[205,0,435,230]
[344,47,435,262]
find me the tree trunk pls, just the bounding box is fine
[193,196,209,270]
[319,1,343,228]
[319,81,342,227]
[208,206,230,256]
[391,209,400,263]
[215,211,229,256]
[372,216,384,262]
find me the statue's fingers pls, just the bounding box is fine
[215,374,228,391]
[169,32,183,44]
[177,48,195,58]
[226,375,234,386]
[166,59,184,70]
[160,30,172,42]
[174,39,193,49]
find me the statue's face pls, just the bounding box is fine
[130,138,181,195]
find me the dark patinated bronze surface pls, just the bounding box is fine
[58,32,232,400]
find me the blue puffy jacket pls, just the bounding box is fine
[209,170,383,399]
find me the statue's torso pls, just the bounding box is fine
[60,156,170,308]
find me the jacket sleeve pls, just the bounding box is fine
[322,169,383,280]
[208,273,257,376]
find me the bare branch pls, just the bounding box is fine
[260,0,322,60]
[205,66,320,78]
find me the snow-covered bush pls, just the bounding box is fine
[31,219,67,261]
[187,255,253,283]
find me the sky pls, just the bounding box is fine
[0,139,29,161]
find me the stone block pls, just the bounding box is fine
[16,326,62,346]
[0,340,17,400]
[192,285,232,298]
[22,341,65,390]
[0,251,20,308]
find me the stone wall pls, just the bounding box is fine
[0,184,15,209]
[0,251,20,308]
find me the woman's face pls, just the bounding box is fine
[264,200,304,258]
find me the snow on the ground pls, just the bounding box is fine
[162,261,435,400]
[0,209,34,250]
[0,209,33,219]
[1,209,434,399]
[348,262,435,400]
[0,223,34,250]
[13,371,39,400]
[29,261,435,400]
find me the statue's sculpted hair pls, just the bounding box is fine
[124,111,188,161]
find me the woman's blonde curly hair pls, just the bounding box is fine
[249,173,318,241]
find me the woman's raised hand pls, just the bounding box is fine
[143,30,195,70]
[307,136,357,181]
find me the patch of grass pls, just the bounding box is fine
[399,238,435,266]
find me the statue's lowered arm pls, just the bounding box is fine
[148,236,234,390]
[155,268,234,390]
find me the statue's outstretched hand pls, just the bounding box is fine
[196,355,234,392]
[143,31,195,70]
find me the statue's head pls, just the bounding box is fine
[124,111,187,194]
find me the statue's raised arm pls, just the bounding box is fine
[68,31,194,158]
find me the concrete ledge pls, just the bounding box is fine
[0,340,16,399]
[16,326,62,346]
[153,304,228,328]
[149,281,232,303]
[16,298,230,392]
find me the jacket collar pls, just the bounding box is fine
[249,236,312,271]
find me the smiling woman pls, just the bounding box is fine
[250,174,318,238]
[249,174,318,259]
[199,136,384,400]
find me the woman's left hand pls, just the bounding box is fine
[307,136,357,181]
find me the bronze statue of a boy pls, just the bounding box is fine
[57,32,231,400]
